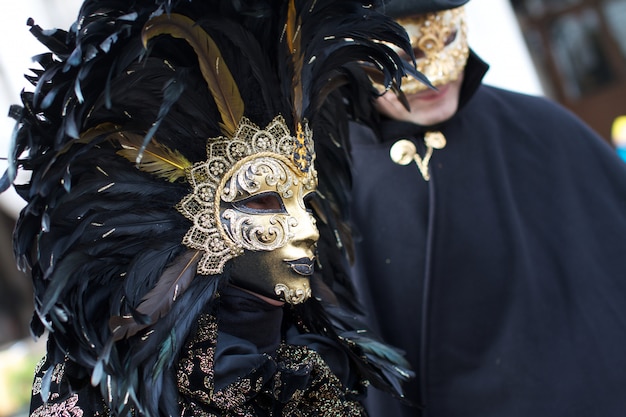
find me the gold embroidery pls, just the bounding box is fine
[177,314,218,405]
[30,393,84,417]
[275,344,365,416]
[32,359,66,396]
[177,313,366,415]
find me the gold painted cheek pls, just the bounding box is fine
[230,249,313,304]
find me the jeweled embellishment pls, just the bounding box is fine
[293,122,314,173]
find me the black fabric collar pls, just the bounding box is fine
[376,50,489,142]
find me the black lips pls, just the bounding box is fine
[286,258,314,276]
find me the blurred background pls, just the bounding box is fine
[1,3,83,416]
[0,0,625,415]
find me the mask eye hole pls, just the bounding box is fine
[233,192,286,214]
[444,29,457,46]
[398,49,424,61]
[303,192,316,214]
[412,48,425,59]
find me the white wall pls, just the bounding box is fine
[0,1,82,218]
[465,0,544,96]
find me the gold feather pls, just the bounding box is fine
[78,123,192,181]
[79,122,123,144]
[42,123,120,177]
[142,13,244,137]
[286,0,304,121]
[113,131,192,182]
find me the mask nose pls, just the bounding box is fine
[303,213,320,247]
[293,211,319,253]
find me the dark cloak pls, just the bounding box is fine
[348,51,626,417]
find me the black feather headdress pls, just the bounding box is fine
[2,0,422,415]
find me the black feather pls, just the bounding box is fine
[3,0,425,415]
[109,250,201,340]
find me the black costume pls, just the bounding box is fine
[0,0,420,416]
[349,51,626,417]
[29,286,369,416]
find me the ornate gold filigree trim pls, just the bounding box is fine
[176,115,316,275]
[395,6,469,93]
[274,282,312,305]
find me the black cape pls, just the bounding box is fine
[348,52,626,417]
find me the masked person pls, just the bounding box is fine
[347,0,626,416]
[0,0,421,415]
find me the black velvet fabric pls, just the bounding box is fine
[217,286,284,353]
[215,285,354,391]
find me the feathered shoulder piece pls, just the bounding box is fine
[1,0,422,415]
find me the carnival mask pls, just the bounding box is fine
[176,115,318,304]
[224,155,318,304]
[394,6,469,93]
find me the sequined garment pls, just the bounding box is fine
[30,352,111,417]
[29,312,366,417]
[178,314,366,416]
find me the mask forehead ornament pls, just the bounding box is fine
[396,6,469,93]
[176,115,317,276]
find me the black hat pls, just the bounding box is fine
[383,0,470,17]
